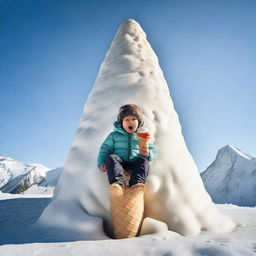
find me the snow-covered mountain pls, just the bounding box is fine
[24,167,63,195]
[0,156,62,194]
[201,145,256,206]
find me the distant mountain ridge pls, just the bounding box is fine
[201,145,256,206]
[1,144,256,204]
[0,156,62,194]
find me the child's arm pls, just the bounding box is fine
[138,142,158,161]
[97,133,115,169]
[147,142,158,161]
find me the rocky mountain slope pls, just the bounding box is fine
[201,145,256,206]
[0,156,62,194]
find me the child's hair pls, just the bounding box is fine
[117,104,144,126]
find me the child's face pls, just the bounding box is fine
[122,115,139,133]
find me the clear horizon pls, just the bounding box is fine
[1,0,255,171]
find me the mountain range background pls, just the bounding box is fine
[1,144,255,207]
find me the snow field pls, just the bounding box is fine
[0,194,255,256]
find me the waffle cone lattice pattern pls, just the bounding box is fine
[137,137,150,148]
[109,183,146,239]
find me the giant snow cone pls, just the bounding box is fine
[38,19,236,239]
[109,183,146,239]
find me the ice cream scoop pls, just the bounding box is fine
[137,127,151,148]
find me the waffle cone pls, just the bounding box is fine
[109,183,146,239]
[137,137,150,148]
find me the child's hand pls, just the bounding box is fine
[99,164,107,172]
[139,146,149,157]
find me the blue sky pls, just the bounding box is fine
[1,0,255,171]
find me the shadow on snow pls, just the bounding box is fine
[0,197,103,245]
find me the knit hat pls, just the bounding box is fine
[117,104,144,126]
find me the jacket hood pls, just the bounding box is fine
[113,121,126,134]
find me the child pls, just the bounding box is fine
[97,104,158,187]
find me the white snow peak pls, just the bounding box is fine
[201,145,256,206]
[38,19,236,238]
[0,156,51,193]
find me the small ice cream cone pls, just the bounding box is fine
[137,127,151,149]
[137,137,150,148]
[109,183,146,239]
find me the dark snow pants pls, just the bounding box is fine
[105,154,149,186]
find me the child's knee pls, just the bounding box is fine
[136,157,150,167]
[106,154,121,163]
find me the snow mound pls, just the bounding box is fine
[38,19,236,238]
[201,145,256,206]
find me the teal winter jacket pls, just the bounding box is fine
[97,122,158,167]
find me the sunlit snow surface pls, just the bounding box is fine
[38,19,236,238]
[0,193,255,256]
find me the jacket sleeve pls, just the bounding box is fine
[97,133,115,167]
[146,142,158,161]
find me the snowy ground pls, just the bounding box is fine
[0,193,255,256]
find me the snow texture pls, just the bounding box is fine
[201,145,256,207]
[0,194,255,256]
[38,19,236,238]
